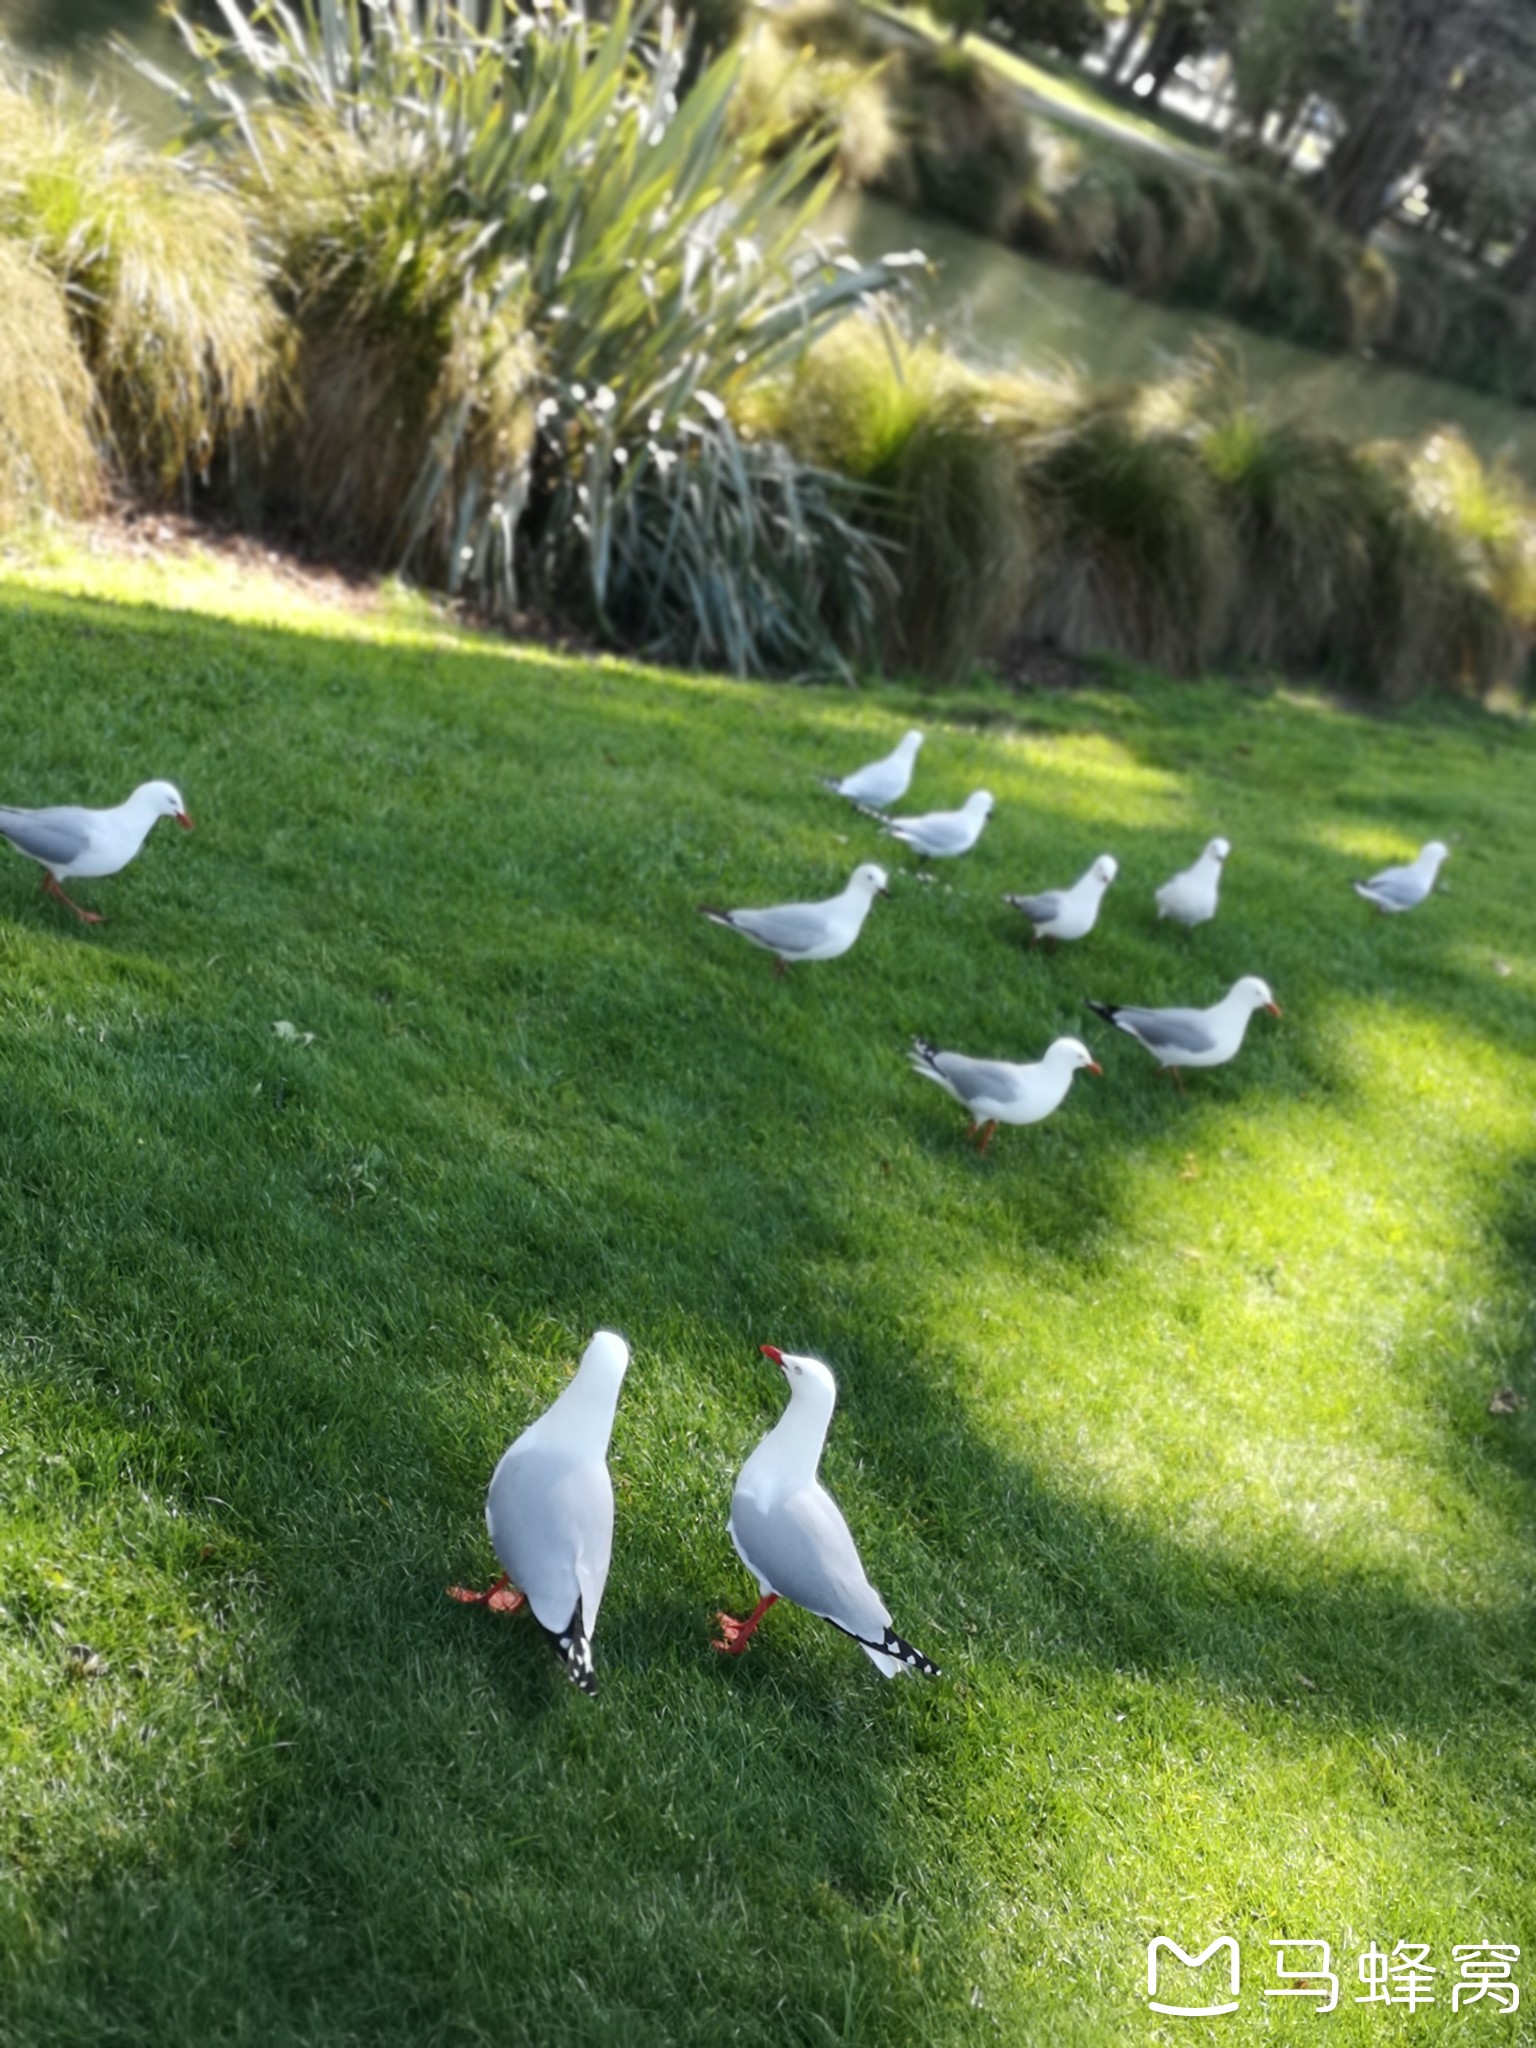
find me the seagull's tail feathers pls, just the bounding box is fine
[817,774,846,796]
[539,1599,598,1697]
[1350,880,1376,902]
[855,802,893,830]
[845,1623,941,1679]
[698,905,737,931]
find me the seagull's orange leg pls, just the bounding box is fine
[446,1573,527,1615]
[976,1119,999,1155]
[1167,1066,1188,1097]
[713,1592,778,1654]
[773,958,788,980]
[42,873,103,926]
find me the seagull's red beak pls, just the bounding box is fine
[878,886,890,898]
[1266,1001,1282,1018]
[176,812,193,831]
[759,1344,784,1366]
[1087,1060,1103,1076]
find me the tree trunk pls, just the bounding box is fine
[1141,6,1196,105]
[1503,214,1536,292]
[1108,0,1157,86]
[1313,7,1455,238]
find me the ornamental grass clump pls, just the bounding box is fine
[0,69,280,497]
[174,0,897,675]
[0,235,99,526]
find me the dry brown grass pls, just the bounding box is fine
[0,235,99,526]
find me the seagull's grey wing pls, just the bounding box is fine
[727,903,831,956]
[486,1442,614,1635]
[1005,890,1063,923]
[1114,1007,1218,1056]
[1358,868,1420,908]
[930,1053,1023,1108]
[0,805,93,867]
[730,1482,891,1645]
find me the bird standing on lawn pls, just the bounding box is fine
[873,789,994,862]
[1154,836,1230,928]
[1003,854,1118,945]
[715,1346,940,1678]
[1353,841,1449,913]
[1086,976,1281,1094]
[0,780,192,923]
[909,1034,1101,1153]
[699,863,889,976]
[447,1330,630,1697]
[821,729,924,809]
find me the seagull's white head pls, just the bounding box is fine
[898,730,924,755]
[1233,975,1281,1018]
[1091,854,1118,886]
[760,1345,838,1408]
[1205,837,1230,863]
[576,1328,631,1392]
[850,862,891,899]
[1050,1036,1102,1075]
[967,791,996,816]
[136,779,194,829]
[1419,840,1450,867]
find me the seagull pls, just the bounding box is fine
[0,780,193,924]
[821,729,924,809]
[1086,976,1280,1094]
[447,1330,630,1697]
[872,790,994,862]
[1003,854,1118,945]
[909,1035,1100,1153]
[714,1346,940,1678]
[1154,837,1230,927]
[699,863,889,976]
[1353,841,1449,913]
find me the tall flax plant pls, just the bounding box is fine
[168,0,898,675]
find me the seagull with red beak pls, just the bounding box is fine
[0,779,193,924]
[715,1346,940,1678]
[699,863,890,977]
[1086,975,1281,1094]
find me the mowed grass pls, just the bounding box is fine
[0,538,1532,2047]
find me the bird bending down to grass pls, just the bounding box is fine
[0,780,192,923]
[715,1346,940,1678]
[909,1035,1101,1153]
[1353,841,1449,913]
[821,729,923,809]
[1154,836,1229,927]
[447,1330,630,1696]
[699,863,889,976]
[1086,977,1280,1094]
[870,789,994,862]
[1003,854,1118,945]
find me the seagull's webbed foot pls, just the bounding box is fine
[43,873,103,925]
[712,1593,778,1655]
[446,1573,527,1615]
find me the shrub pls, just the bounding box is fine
[0,70,281,496]
[173,0,897,675]
[0,235,99,525]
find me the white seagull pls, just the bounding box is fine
[910,1035,1100,1153]
[1154,836,1230,927]
[1086,976,1281,1094]
[1353,840,1449,913]
[447,1329,630,1696]
[700,863,889,976]
[715,1347,940,1678]
[821,729,924,809]
[0,780,193,924]
[1003,854,1118,945]
[873,789,994,862]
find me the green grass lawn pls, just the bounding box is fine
[0,535,1532,2046]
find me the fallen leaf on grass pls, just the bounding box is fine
[272,1021,315,1046]
[1488,1387,1527,1415]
